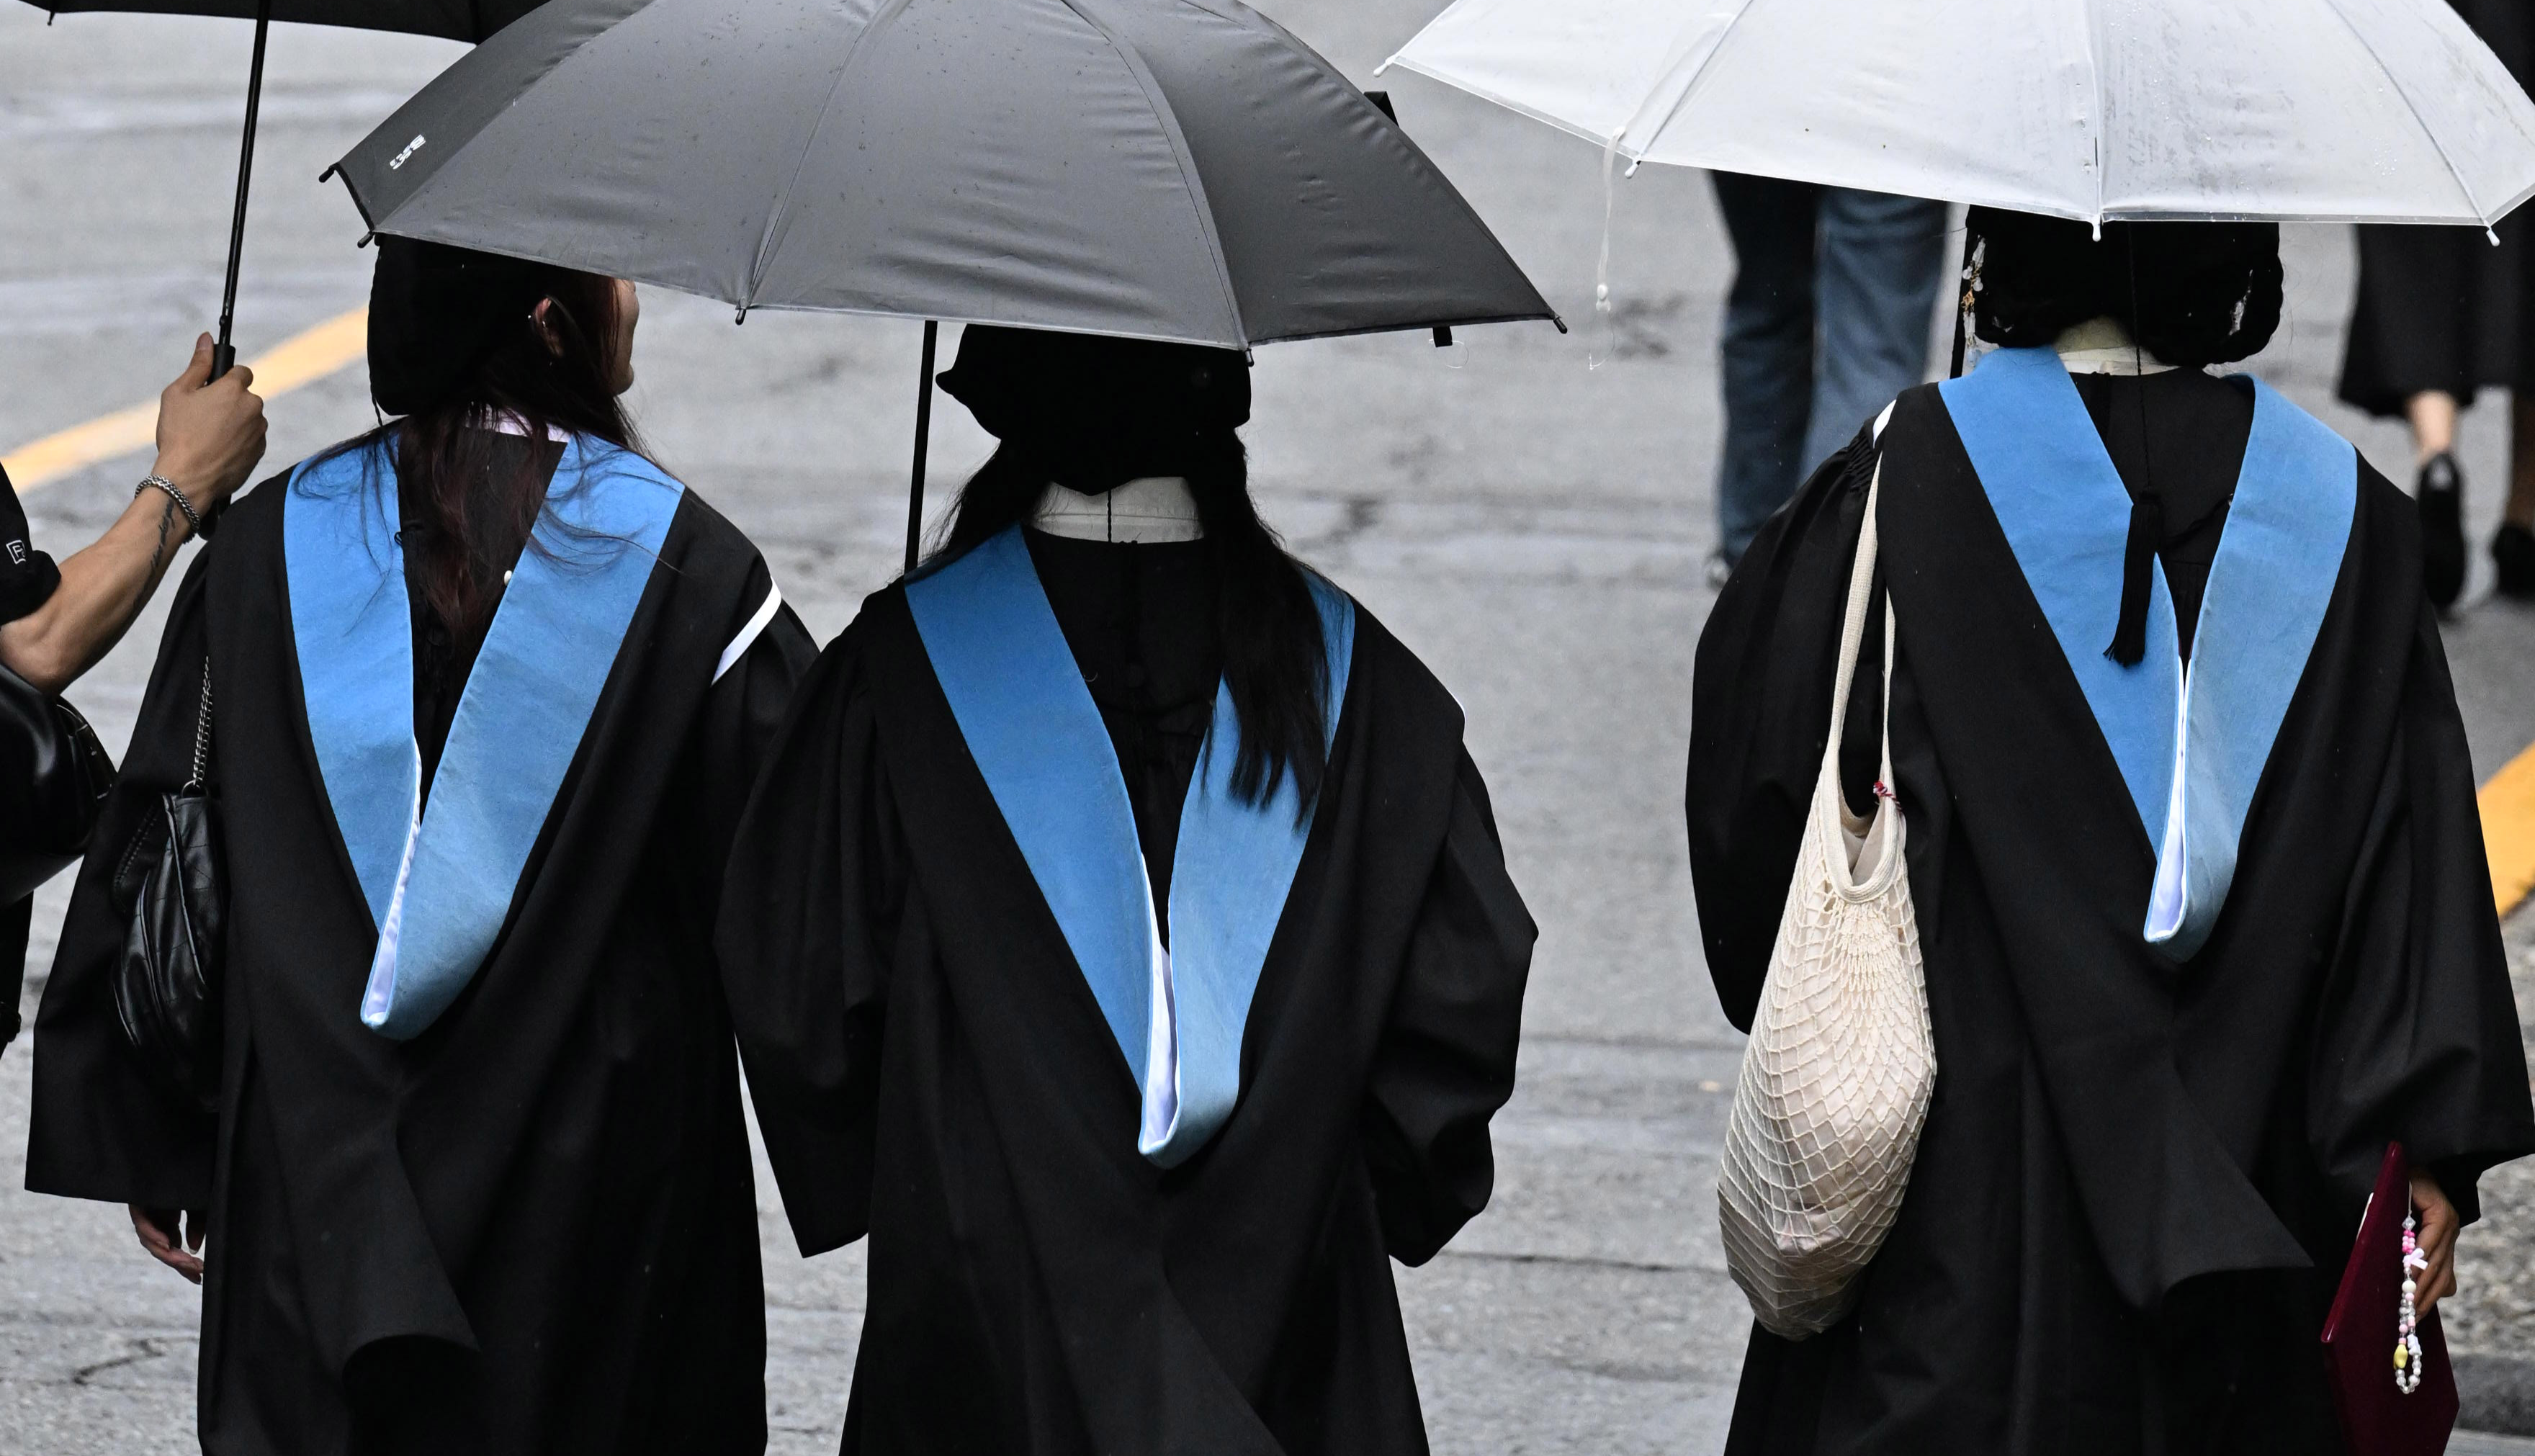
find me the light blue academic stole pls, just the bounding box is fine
[1939,346,2356,960]
[907,527,1357,1168]
[284,435,683,1039]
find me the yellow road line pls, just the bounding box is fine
[2484,740,2535,917]
[0,307,369,493]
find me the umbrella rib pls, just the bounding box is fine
[1054,0,1246,347]
[1616,0,1765,160]
[745,0,923,313]
[2315,0,2495,230]
[2083,0,2105,229]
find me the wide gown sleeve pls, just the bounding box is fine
[2308,599,2535,1224]
[716,619,905,1257]
[1360,746,1536,1267]
[25,547,216,1208]
[1684,436,1881,1031]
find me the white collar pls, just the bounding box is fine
[480,410,575,444]
[2054,318,2180,377]
[1033,477,1203,544]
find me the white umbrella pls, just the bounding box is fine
[1381,0,2535,231]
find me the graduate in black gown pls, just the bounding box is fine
[26,240,814,1455]
[719,325,1535,1456]
[1690,209,2535,1454]
[0,338,267,1049]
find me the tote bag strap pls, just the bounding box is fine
[1823,462,1898,823]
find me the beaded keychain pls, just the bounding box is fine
[2395,1211,2428,1393]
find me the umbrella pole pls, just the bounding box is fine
[905,320,938,573]
[211,0,275,382]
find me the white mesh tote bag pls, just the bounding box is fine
[1716,459,1936,1339]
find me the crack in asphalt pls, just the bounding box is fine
[69,1336,171,1387]
[1438,1248,1701,1276]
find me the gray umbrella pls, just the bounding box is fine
[324,0,1558,562]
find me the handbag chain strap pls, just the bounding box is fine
[184,657,213,795]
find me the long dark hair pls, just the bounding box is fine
[345,266,637,632]
[1967,207,2284,369]
[933,436,1334,812]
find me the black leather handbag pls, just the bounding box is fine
[110,657,224,1113]
[0,660,116,907]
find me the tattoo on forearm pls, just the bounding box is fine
[146,495,179,582]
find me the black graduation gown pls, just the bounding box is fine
[1688,378,2535,1454]
[0,460,64,1050]
[24,451,815,1456]
[2341,0,2535,417]
[717,534,1536,1456]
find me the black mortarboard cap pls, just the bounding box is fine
[936,325,1250,493]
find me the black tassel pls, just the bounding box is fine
[2106,492,2162,666]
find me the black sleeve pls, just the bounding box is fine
[0,464,62,625]
[24,547,217,1209]
[0,453,65,1040]
[714,619,905,1257]
[2307,599,2535,1226]
[1684,432,1880,1030]
[1360,747,1535,1267]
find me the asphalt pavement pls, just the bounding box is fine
[5,2,2535,1451]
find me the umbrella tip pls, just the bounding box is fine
[2490,228,2504,248]
[317,163,337,184]
[734,304,750,325]
[1552,315,1571,336]
[1432,325,1453,349]
[1373,60,1391,78]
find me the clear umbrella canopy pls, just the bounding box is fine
[1383,0,2535,229]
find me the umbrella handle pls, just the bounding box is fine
[905,320,938,574]
[212,0,275,382]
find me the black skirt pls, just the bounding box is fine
[2340,0,2535,418]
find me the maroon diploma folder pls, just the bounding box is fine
[2320,1143,2459,1456]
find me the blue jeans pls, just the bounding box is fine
[1712,174,1948,561]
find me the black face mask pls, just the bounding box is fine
[936,325,1252,495]
[367,238,553,418]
